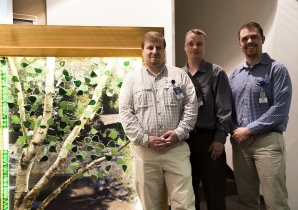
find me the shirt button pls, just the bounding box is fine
[245,106,247,108]
[158,113,161,115]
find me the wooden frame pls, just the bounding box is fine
[0,24,163,57]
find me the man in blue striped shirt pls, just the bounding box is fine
[229,22,292,210]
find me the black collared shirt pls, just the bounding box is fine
[182,59,233,143]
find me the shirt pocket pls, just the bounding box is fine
[133,85,153,108]
[164,83,182,106]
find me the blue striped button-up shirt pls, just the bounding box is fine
[229,53,292,135]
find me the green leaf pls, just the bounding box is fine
[107,140,116,148]
[60,60,65,67]
[62,69,69,76]
[16,136,27,145]
[72,146,78,153]
[88,100,96,105]
[12,126,21,132]
[90,71,97,78]
[60,121,67,129]
[30,111,35,117]
[22,144,29,148]
[7,95,14,103]
[57,130,65,137]
[108,131,118,139]
[76,155,83,160]
[97,107,103,114]
[23,121,31,128]
[40,125,46,129]
[28,96,37,103]
[74,120,81,126]
[71,157,78,162]
[91,128,98,135]
[31,104,38,111]
[59,82,65,88]
[58,108,63,117]
[66,89,73,96]
[106,89,115,97]
[23,105,31,111]
[47,117,54,125]
[85,77,91,83]
[59,101,68,109]
[97,171,104,178]
[50,141,56,146]
[61,116,69,122]
[67,102,75,110]
[74,80,82,87]
[65,76,73,81]
[98,143,105,149]
[124,60,130,66]
[14,88,20,94]
[117,138,124,144]
[91,155,98,160]
[84,111,92,118]
[12,76,20,82]
[76,173,83,179]
[59,88,66,95]
[76,90,83,95]
[49,146,57,152]
[122,165,128,172]
[92,135,99,142]
[71,163,80,168]
[40,156,48,162]
[55,70,62,79]
[33,88,40,94]
[111,149,119,155]
[11,115,20,124]
[66,144,72,151]
[95,148,102,154]
[27,66,35,74]
[105,155,112,161]
[84,137,92,143]
[26,88,33,93]
[87,146,94,151]
[66,166,74,174]
[105,165,111,172]
[34,68,42,73]
[117,82,123,88]
[104,70,111,76]
[20,62,29,68]
[116,158,125,164]
[90,175,98,183]
[7,102,14,108]
[79,85,88,91]
[80,151,87,159]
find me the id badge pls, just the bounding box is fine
[173,87,181,99]
[198,95,203,107]
[259,91,268,103]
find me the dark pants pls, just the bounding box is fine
[186,129,227,210]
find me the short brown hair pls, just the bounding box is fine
[238,22,264,40]
[185,29,207,42]
[141,31,166,49]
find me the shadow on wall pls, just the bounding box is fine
[174,0,278,73]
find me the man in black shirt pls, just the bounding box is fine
[182,28,233,210]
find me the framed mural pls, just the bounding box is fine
[0,24,166,210]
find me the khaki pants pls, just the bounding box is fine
[231,132,289,210]
[131,141,195,210]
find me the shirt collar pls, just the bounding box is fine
[184,59,207,75]
[239,53,271,72]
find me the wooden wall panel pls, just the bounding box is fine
[0,24,164,57]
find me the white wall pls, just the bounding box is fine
[46,0,175,65]
[0,0,12,24]
[175,0,298,208]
